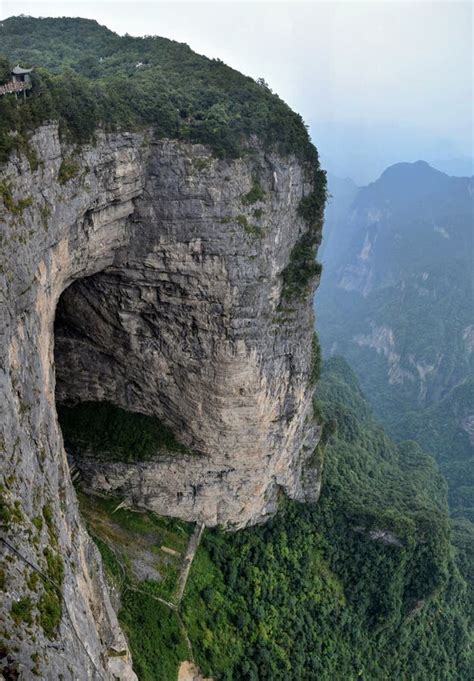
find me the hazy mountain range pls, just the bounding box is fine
[311,120,473,185]
[316,160,473,525]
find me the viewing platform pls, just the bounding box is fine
[0,65,33,97]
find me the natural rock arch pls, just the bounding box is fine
[1,123,320,677]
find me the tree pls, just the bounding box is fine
[0,56,11,85]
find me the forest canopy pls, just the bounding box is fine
[0,15,318,164]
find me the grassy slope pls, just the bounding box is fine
[78,492,193,680]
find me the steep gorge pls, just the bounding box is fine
[0,122,322,678]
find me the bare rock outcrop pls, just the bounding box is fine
[0,123,321,677]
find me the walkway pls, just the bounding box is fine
[176,522,205,604]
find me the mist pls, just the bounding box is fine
[1,0,472,182]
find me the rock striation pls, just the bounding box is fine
[0,123,322,677]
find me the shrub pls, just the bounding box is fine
[57,158,80,184]
[11,597,33,626]
[241,181,265,205]
[280,231,323,300]
[310,332,322,384]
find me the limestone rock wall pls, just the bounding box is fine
[0,123,321,677]
[1,124,145,680]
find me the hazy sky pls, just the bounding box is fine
[1,1,472,181]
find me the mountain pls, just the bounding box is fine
[75,359,474,680]
[1,14,472,681]
[0,15,318,163]
[310,119,471,185]
[315,159,473,551]
[430,156,474,177]
[317,160,474,681]
[318,172,359,264]
[317,161,472,411]
[0,16,325,679]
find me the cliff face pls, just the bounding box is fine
[317,162,473,411]
[0,124,321,677]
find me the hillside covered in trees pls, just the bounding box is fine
[0,15,318,164]
[76,360,472,680]
[1,15,471,680]
[315,164,473,633]
[180,359,472,680]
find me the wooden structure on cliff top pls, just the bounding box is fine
[0,65,33,98]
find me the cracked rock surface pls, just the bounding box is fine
[0,123,320,677]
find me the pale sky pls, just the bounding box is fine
[1,1,472,181]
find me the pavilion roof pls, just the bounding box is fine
[12,65,33,75]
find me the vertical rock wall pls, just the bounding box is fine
[55,139,321,527]
[0,123,321,677]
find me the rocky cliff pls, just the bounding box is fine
[0,123,322,678]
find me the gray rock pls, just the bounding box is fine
[0,123,321,677]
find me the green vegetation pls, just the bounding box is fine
[298,170,328,230]
[279,166,327,301]
[0,486,23,526]
[389,379,474,522]
[57,157,80,184]
[62,359,472,678]
[0,180,33,215]
[310,332,322,384]
[391,381,474,622]
[241,181,265,205]
[0,56,10,85]
[26,571,39,592]
[281,231,323,300]
[23,143,41,172]
[30,652,41,676]
[78,491,192,599]
[120,593,188,681]
[77,491,193,680]
[58,401,191,462]
[181,358,472,680]
[192,157,211,171]
[1,491,63,639]
[36,507,64,638]
[31,515,43,532]
[1,15,327,304]
[38,547,64,638]
[235,214,250,229]
[234,214,263,238]
[39,204,51,229]
[317,165,472,502]
[0,16,319,165]
[316,163,474,641]
[10,597,34,626]
[42,503,57,546]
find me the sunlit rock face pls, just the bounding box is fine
[1,123,320,677]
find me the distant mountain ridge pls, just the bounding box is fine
[311,119,472,184]
[316,160,473,523]
[328,161,472,298]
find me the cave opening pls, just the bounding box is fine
[52,276,202,676]
[53,270,191,477]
